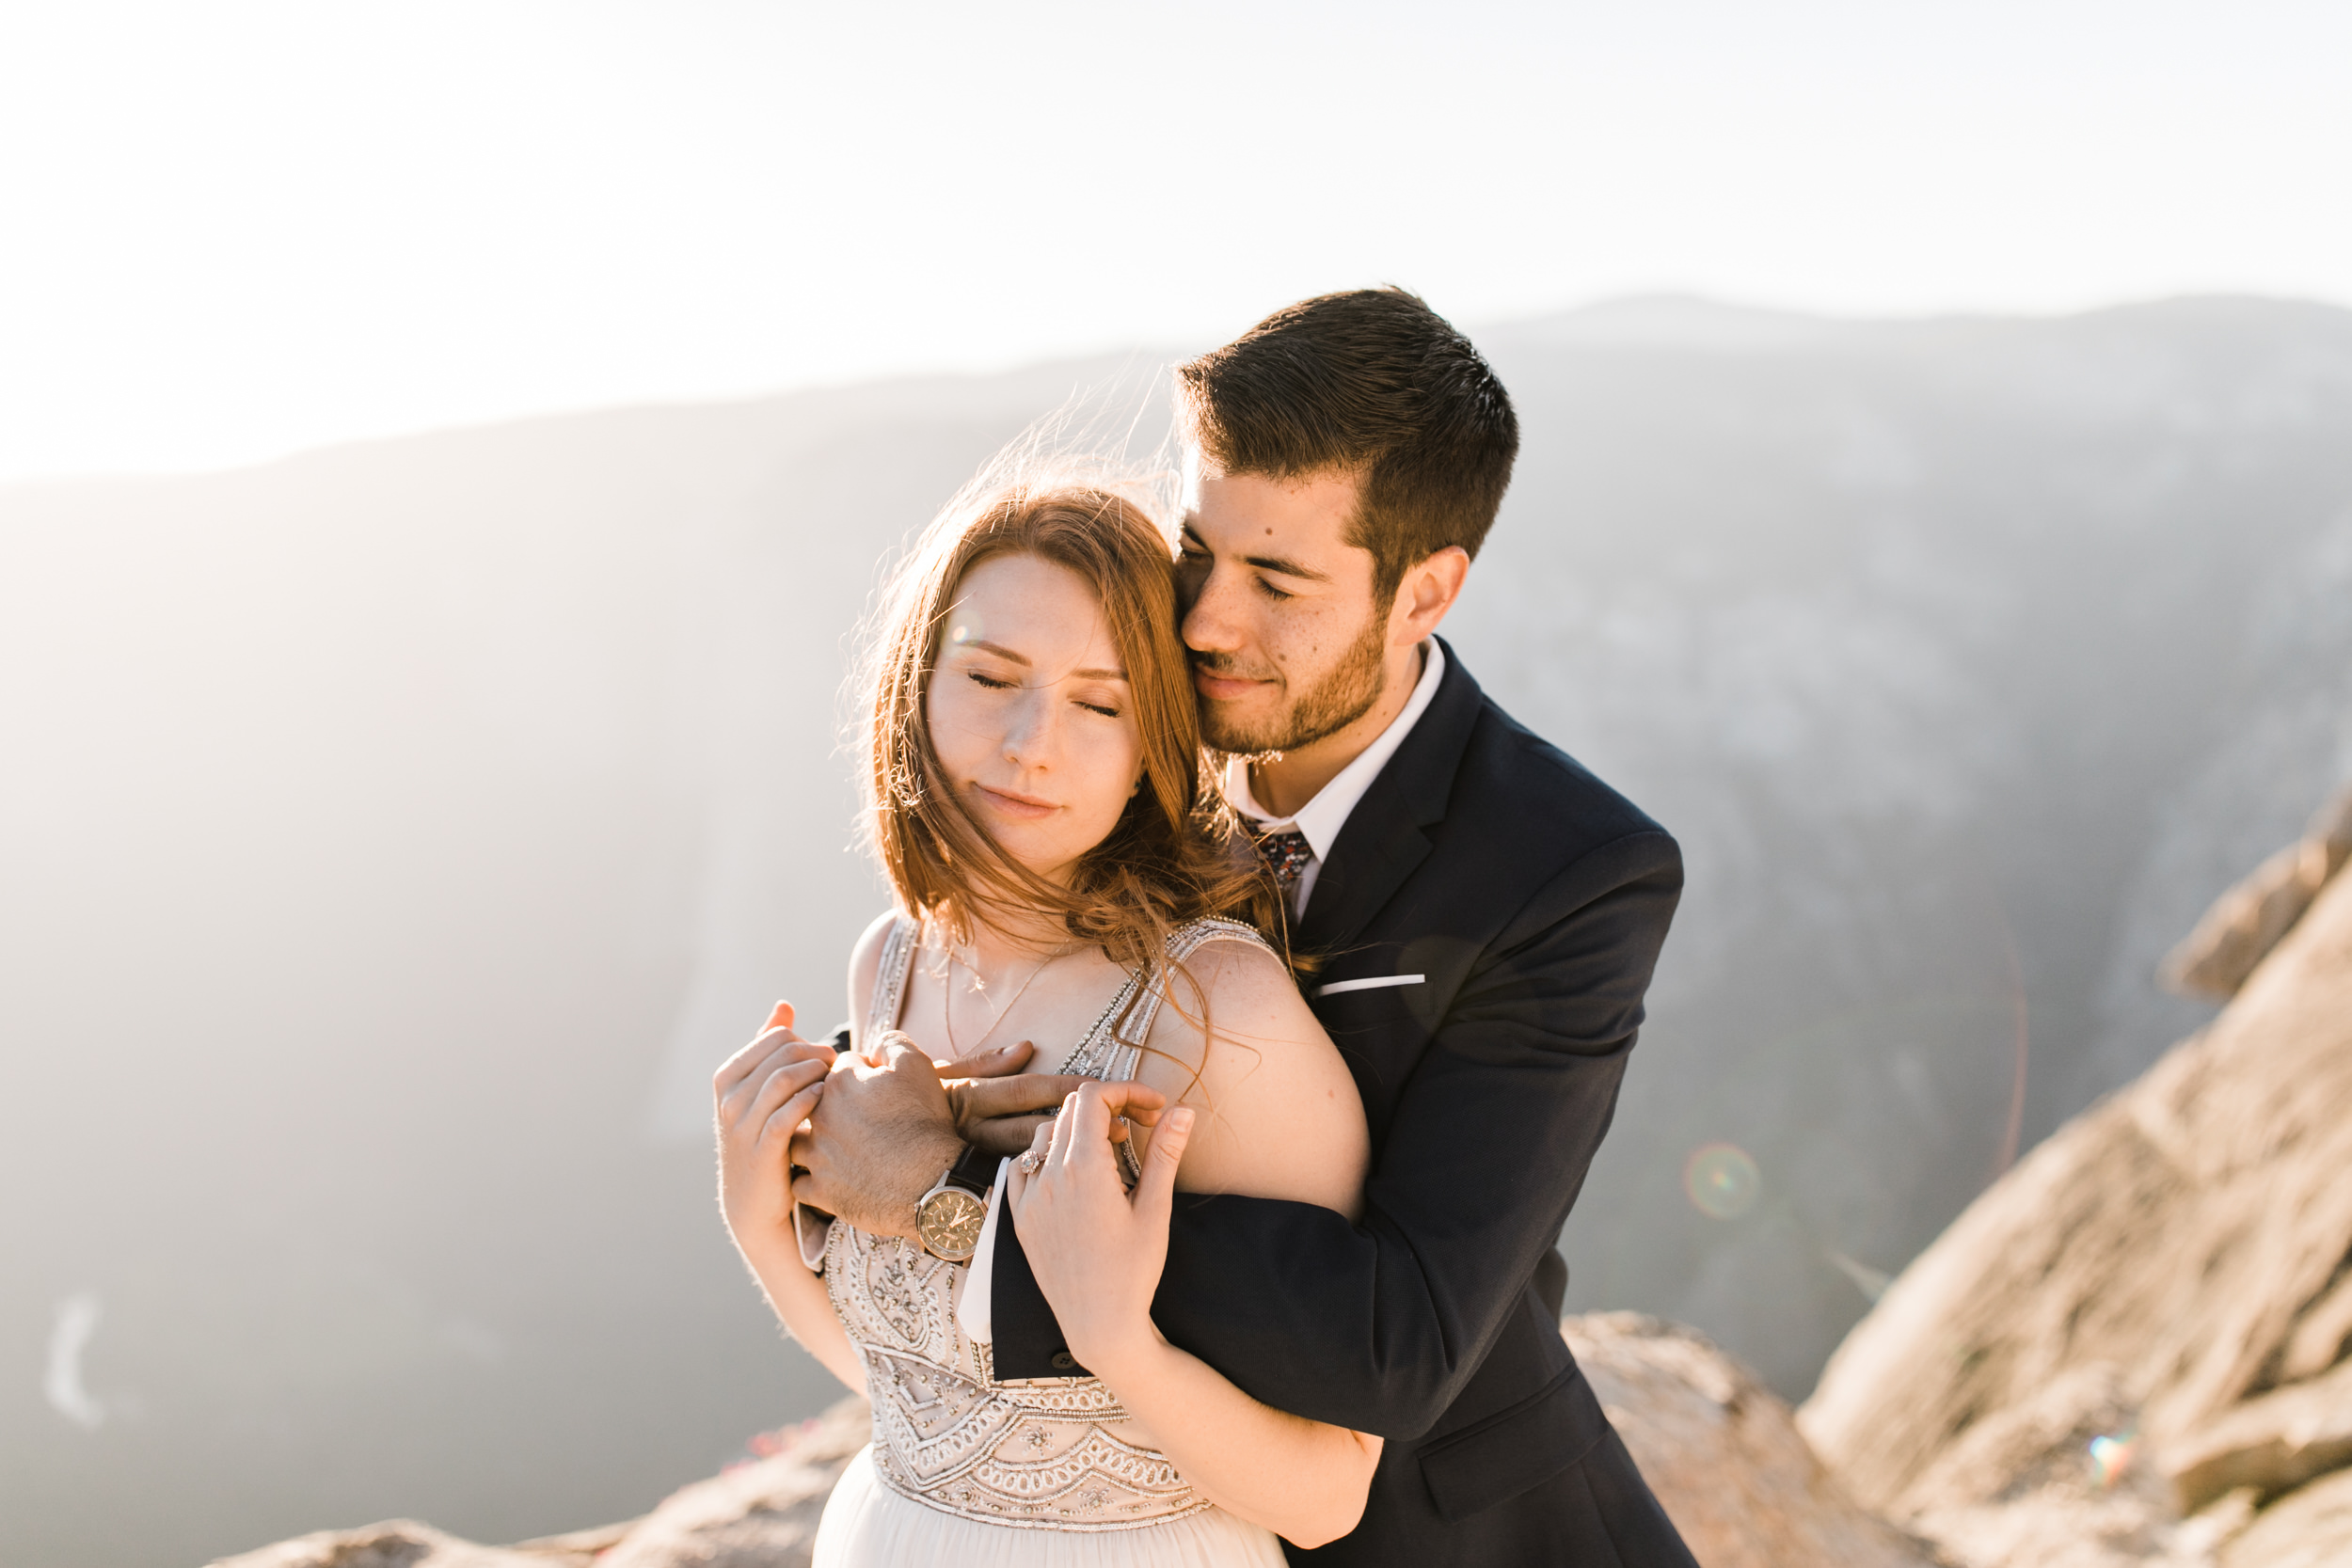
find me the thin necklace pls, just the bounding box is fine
[940,934,1076,1063]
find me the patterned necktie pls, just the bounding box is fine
[1252,827,1314,894]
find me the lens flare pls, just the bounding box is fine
[2089,1431,2137,1488]
[1683,1143,1761,1220]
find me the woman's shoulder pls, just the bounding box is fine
[846,908,910,1041]
[853,907,906,962]
[1140,918,1367,1212]
[1160,918,1300,1008]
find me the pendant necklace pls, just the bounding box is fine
[941,936,1075,1064]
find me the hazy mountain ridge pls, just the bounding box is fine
[6,297,2350,1566]
[1464,296,2352,1386]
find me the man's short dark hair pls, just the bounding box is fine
[1175,287,1519,601]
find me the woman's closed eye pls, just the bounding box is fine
[965,667,1119,718]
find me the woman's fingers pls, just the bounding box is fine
[723,1039,819,1126]
[1045,1088,1089,1170]
[714,1021,811,1101]
[762,1077,825,1145]
[1089,1080,1168,1130]
[1130,1105,1194,1235]
[747,1053,829,1135]
[1052,1083,1125,1175]
[1006,1117,1055,1217]
[713,1033,782,1100]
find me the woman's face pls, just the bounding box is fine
[926,552,1145,884]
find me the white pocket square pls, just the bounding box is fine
[1316,973,1426,998]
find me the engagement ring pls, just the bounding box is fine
[1016,1150,1046,1174]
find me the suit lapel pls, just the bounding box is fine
[1294,641,1485,957]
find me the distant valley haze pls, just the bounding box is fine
[6,293,2352,1567]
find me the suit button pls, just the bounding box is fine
[1050,1351,1077,1370]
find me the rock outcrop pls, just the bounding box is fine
[2219,1467,2352,1568]
[1801,792,2352,1565]
[210,1521,611,1568]
[2161,785,2352,999]
[1565,1312,1936,1567]
[211,1398,870,1568]
[2163,1356,2352,1515]
[222,1320,1931,1568]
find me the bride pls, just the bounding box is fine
[712,466,1380,1564]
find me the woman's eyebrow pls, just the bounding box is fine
[961,639,1124,682]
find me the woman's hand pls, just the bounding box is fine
[714,1002,834,1265]
[1006,1082,1195,1377]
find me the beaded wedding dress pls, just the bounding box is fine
[808,915,1288,1568]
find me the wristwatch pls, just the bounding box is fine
[914,1143,997,1262]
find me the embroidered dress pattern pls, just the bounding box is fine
[822,915,1272,1531]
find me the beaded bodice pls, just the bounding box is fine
[822,915,1268,1531]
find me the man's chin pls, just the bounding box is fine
[1199,704,1284,757]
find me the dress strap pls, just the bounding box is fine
[863,913,920,1045]
[1058,917,1275,1086]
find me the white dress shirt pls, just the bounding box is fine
[1222,640,1448,920]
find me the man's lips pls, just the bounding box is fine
[1191,665,1274,702]
[970,783,1058,819]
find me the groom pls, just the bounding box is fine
[788,289,1692,1564]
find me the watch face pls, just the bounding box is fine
[917,1187,988,1262]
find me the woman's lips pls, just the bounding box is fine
[971,783,1058,819]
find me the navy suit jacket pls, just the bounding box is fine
[993,642,1695,1565]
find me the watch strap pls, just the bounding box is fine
[944,1141,996,1196]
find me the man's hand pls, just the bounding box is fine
[789,1033,967,1240]
[941,1038,1166,1157]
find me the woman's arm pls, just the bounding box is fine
[709,911,898,1394]
[1007,942,1382,1548]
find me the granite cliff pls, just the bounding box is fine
[1804,789,2352,1566]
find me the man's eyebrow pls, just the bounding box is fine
[958,639,1126,681]
[1179,522,1331,583]
[1243,552,1329,582]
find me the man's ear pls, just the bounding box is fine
[1391,546,1471,643]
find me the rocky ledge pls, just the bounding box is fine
[213,1313,1921,1568]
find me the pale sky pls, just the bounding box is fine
[2,0,2347,482]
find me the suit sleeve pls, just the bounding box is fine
[991,828,1682,1438]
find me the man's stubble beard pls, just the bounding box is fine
[1197,608,1390,758]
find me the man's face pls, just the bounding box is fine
[1175,465,1391,755]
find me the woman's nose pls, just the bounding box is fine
[1001,687,1057,765]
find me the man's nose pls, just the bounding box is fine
[1180,562,1245,653]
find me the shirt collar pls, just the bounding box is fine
[1222,639,1447,862]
